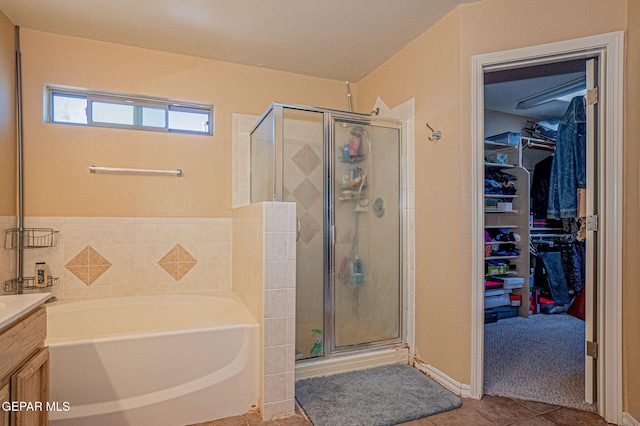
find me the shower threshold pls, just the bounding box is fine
[295,345,409,380]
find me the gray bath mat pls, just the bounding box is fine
[295,363,461,426]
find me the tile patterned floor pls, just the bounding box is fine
[193,395,614,426]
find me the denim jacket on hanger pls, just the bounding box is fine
[547,96,586,219]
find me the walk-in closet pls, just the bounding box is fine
[482,59,596,411]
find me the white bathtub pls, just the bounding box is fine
[46,293,259,426]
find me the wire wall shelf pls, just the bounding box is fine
[4,276,58,292]
[4,228,59,250]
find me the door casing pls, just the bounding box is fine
[470,32,624,424]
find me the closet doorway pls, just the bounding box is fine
[470,33,623,424]
[482,58,594,411]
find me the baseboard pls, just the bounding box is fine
[624,411,640,426]
[413,358,471,398]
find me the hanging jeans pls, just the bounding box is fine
[547,96,586,219]
[537,251,571,305]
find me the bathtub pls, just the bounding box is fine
[45,292,259,426]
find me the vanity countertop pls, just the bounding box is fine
[0,293,53,329]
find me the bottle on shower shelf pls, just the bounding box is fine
[350,255,364,284]
[35,262,48,288]
[310,329,323,357]
[354,255,362,274]
[343,143,350,162]
[348,126,365,161]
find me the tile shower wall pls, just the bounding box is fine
[233,202,296,421]
[17,216,232,299]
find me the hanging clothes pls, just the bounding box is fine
[530,155,554,219]
[547,96,586,219]
[536,251,571,306]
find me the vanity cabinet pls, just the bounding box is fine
[0,305,48,426]
[0,383,9,426]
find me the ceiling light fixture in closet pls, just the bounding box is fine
[515,77,586,110]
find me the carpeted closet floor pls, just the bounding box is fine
[484,313,596,412]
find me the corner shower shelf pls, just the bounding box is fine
[4,228,59,250]
[340,155,366,164]
[4,276,58,293]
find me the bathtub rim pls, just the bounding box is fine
[45,290,258,346]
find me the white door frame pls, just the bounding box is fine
[471,32,624,424]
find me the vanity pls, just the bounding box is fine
[0,293,52,426]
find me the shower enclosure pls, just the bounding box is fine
[251,103,403,360]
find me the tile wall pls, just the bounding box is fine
[233,202,297,421]
[233,113,256,208]
[3,216,232,298]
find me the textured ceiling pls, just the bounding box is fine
[0,0,477,82]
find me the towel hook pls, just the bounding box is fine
[426,123,442,141]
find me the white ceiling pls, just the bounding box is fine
[484,62,587,121]
[0,0,477,82]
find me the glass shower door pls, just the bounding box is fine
[332,119,401,350]
[281,108,326,360]
[251,104,403,360]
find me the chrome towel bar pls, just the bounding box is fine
[89,166,182,177]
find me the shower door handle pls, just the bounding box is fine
[296,217,301,242]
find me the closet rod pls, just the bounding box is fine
[524,141,555,151]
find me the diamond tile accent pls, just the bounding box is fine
[158,244,197,281]
[292,178,321,210]
[66,246,112,286]
[299,212,321,243]
[292,144,321,176]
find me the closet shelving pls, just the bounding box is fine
[484,138,530,320]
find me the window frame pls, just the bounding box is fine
[45,85,214,136]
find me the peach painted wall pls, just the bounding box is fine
[18,29,349,218]
[623,0,640,420]
[356,0,629,396]
[356,7,469,384]
[0,11,16,217]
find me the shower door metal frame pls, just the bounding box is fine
[324,112,405,356]
[252,102,405,358]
